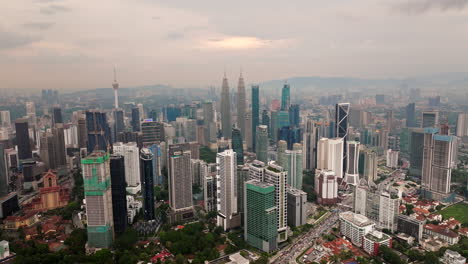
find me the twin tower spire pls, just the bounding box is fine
[221,71,246,140]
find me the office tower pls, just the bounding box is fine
[264,162,288,242]
[457,113,468,138]
[244,179,277,252]
[262,110,270,128]
[131,107,140,132]
[421,111,439,128]
[52,107,63,124]
[363,149,378,182]
[168,144,193,220]
[302,119,317,171]
[221,74,232,139]
[315,170,338,205]
[0,111,11,128]
[335,103,350,173]
[113,109,124,142]
[0,144,8,197]
[344,141,359,186]
[406,103,417,127]
[277,140,288,167]
[112,67,119,108]
[216,149,240,230]
[288,104,300,127]
[15,119,32,160]
[286,188,307,227]
[339,211,375,247]
[349,108,361,128]
[397,215,425,241]
[52,124,66,167]
[232,128,244,165]
[77,117,87,149]
[237,164,249,224]
[86,110,111,153]
[428,96,440,107]
[148,144,162,185]
[386,149,399,168]
[40,132,56,169]
[378,129,389,151]
[25,102,36,126]
[421,128,457,201]
[316,137,344,178]
[379,191,399,232]
[248,160,266,181]
[140,148,155,220]
[191,159,209,186]
[386,110,394,132]
[113,142,141,188]
[281,83,290,111]
[270,111,278,141]
[204,174,217,212]
[82,151,114,248]
[409,128,424,177]
[375,94,385,105]
[283,143,303,190]
[252,85,260,150]
[110,155,127,234]
[137,103,144,120]
[141,121,165,145]
[255,125,268,163]
[363,231,392,256]
[277,111,290,131]
[237,73,246,138]
[203,101,214,124]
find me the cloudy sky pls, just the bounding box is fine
[1,0,468,91]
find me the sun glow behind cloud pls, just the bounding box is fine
[203,36,272,49]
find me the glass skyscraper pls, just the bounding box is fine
[232,128,244,165]
[140,148,155,220]
[252,85,260,151]
[281,83,290,111]
[110,155,127,234]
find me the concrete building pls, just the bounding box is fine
[379,191,399,232]
[363,149,378,183]
[344,141,360,185]
[421,111,439,128]
[316,137,344,178]
[204,173,217,212]
[216,149,240,230]
[363,230,392,256]
[397,215,425,241]
[315,170,338,205]
[287,187,307,227]
[339,211,375,247]
[264,162,288,243]
[302,119,317,171]
[237,73,246,138]
[424,224,459,245]
[140,148,155,220]
[113,142,141,188]
[141,121,165,146]
[244,179,277,252]
[82,151,114,248]
[221,74,232,139]
[456,112,468,138]
[278,142,303,189]
[386,149,399,169]
[442,249,466,264]
[255,125,268,163]
[248,160,265,181]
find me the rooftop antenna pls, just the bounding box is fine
[112,66,119,109]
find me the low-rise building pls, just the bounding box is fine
[424,224,459,245]
[442,249,466,264]
[397,215,425,241]
[339,211,375,247]
[420,236,448,251]
[4,212,39,230]
[363,230,392,256]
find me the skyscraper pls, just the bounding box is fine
[344,141,360,186]
[232,128,244,165]
[245,111,253,151]
[457,112,468,138]
[409,128,425,177]
[281,83,290,111]
[315,170,338,205]
[140,148,155,220]
[113,142,141,188]
[379,191,399,232]
[335,103,350,173]
[317,138,344,178]
[262,110,270,129]
[406,103,417,128]
[131,107,141,132]
[237,72,246,138]
[279,143,303,190]
[110,155,127,234]
[0,144,8,197]
[52,124,66,167]
[264,162,288,242]
[113,109,124,142]
[251,85,260,150]
[15,119,32,160]
[221,74,232,139]
[421,111,439,128]
[52,107,63,124]
[168,143,193,221]
[216,149,240,230]
[302,118,317,171]
[289,104,300,127]
[141,121,165,145]
[0,111,11,128]
[255,125,268,163]
[82,151,114,248]
[244,179,277,252]
[363,149,378,182]
[86,110,111,153]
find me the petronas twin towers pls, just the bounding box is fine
[220,72,246,140]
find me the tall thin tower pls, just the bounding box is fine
[237,71,246,138]
[221,73,232,139]
[112,67,119,109]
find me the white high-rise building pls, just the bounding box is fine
[248,160,265,181]
[64,124,78,147]
[317,137,344,178]
[378,191,399,232]
[339,211,375,247]
[216,149,240,231]
[344,141,360,185]
[456,113,468,137]
[363,149,378,182]
[113,142,141,187]
[168,143,193,214]
[386,149,399,169]
[264,162,288,243]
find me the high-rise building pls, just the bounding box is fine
[168,144,193,221]
[278,126,301,150]
[25,102,36,126]
[244,179,277,252]
[77,116,87,149]
[237,73,246,138]
[52,124,66,167]
[82,151,114,248]
[0,144,8,197]
[0,111,11,128]
[363,230,392,256]
[281,143,303,190]
[379,191,399,232]
[363,149,378,182]
[112,67,120,109]
[110,155,127,234]
[232,128,244,165]
[421,111,439,128]
[221,75,232,139]
[148,144,162,185]
[286,187,307,227]
[335,103,350,173]
[406,103,417,127]
[386,110,394,132]
[409,128,425,177]
[264,162,288,242]
[302,119,317,171]
[52,107,63,125]
[315,169,338,205]
[344,141,360,186]
[113,109,124,142]
[245,111,253,151]
[281,83,290,111]
[288,104,300,127]
[140,148,155,220]
[216,149,240,230]
[131,107,141,132]
[248,160,266,181]
[339,211,375,247]
[386,149,399,169]
[252,85,260,150]
[204,174,217,212]
[15,119,32,160]
[456,113,468,138]
[421,128,457,201]
[262,110,270,129]
[141,121,165,146]
[270,111,278,141]
[317,137,344,178]
[255,125,268,163]
[113,142,141,188]
[86,110,111,153]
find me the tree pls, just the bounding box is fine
[424,252,441,264]
[115,228,138,251]
[65,228,87,254]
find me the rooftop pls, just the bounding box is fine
[365,230,391,242]
[425,224,459,238]
[340,212,374,227]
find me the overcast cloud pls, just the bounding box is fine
[1,0,468,90]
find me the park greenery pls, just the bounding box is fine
[200,146,216,163]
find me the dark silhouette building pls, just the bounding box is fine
[232,128,244,165]
[140,148,155,220]
[406,103,417,128]
[86,110,111,153]
[252,85,260,151]
[15,119,32,160]
[52,107,63,124]
[113,109,125,142]
[289,104,300,127]
[110,155,127,234]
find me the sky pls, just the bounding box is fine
[1,0,468,91]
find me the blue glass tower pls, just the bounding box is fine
[281,83,290,111]
[289,104,300,127]
[86,110,112,153]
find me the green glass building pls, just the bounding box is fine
[281,83,290,111]
[244,179,278,252]
[255,125,268,163]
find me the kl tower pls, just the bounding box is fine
[112,67,119,109]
